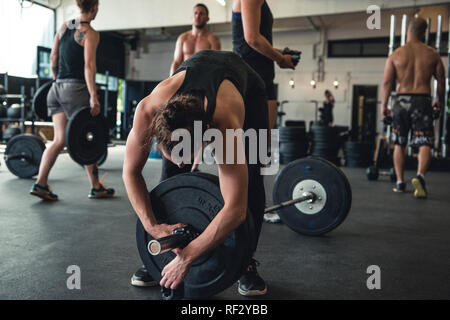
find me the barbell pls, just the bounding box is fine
[136,157,352,300]
[4,107,109,178]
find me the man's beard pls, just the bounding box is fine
[194,22,207,30]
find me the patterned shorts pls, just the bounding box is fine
[391,94,434,149]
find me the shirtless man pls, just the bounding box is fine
[381,17,445,199]
[169,3,221,76]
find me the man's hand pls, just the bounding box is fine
[277,54,295,70]
[160,252,192,289]
[381,105,391,119]
[90,95,101,116]
[432,101,441,120]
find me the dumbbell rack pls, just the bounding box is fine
[0,88,30,138]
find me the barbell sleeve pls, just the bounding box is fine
[147,226,198,256]
[265,192,315,214]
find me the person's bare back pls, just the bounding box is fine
[390,41,441,95]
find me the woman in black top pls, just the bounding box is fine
[232,0,296,131]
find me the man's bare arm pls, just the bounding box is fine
[170,35,185,76]
[211,34,221,50]
[381,55,396,116]
[434,54,446,107]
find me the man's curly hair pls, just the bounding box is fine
[149,94,208,154]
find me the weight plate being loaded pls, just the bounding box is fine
[136,172,255,299]
[273,157,352,236]
[65,107,108,166]
[5,134,46,179]
[33,81,54,121]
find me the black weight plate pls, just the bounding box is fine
[2,127,21,142]
[33,81,53,121]
[273,157,352,236]
[366,166,379,180]
[389,167,397,182]
[65,107,108,166]
[136,172,254,299]
[5,134,45,179]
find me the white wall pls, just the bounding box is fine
[56,0,450,31]
[124,7,449,132]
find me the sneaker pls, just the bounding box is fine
[238,259,267,296]
[393,182,406,193]
[263,212,281,223]
[89,183,115,199]
[30,184,58,201]
[412,175,427,199]
[131,266,158,287]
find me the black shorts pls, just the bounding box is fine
[392,94,434,148]
[243,57,276,101]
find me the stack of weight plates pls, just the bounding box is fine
[310,124,340,165]
[343,141,373,168]
[279,126,308,164]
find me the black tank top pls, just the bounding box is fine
[173,50,266,130]
[231,1,273,65]
[57,20,85,80]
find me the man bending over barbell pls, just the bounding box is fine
[30,0,115,201]
[123,50,270,296]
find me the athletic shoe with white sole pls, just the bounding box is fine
[131,266,158,287]
[30,183,58,201]
[263,212,281,223]
[238,259,267,296]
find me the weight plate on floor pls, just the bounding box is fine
[136,172,254,299]
[65,107,108,166]
[273,157,352,236]
[33,81,53,121]
[4,134,45,179]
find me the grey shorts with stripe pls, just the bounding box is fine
[47,79,90,119]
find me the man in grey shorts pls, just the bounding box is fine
[30,0,114,201]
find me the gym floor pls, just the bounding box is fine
[1,146,450,300]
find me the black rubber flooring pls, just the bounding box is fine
[1,146,449,300]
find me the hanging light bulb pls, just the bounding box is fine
[333,79,339,89]
[289,78,295,89]
[310,79,317,89]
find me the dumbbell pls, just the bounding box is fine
[366,166,396,182]
[282,47,302,67]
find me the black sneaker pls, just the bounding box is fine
[30,184,58,201]
[412,175,427,199]
[89,184,115,199]
[393,181,406,193]
[238,259,267,296]
[131,266,157,287]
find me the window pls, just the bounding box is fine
[0,0,55,77]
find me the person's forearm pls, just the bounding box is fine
[436,81,445,106]
[123,168,157,232]
[381,82,393,110]
[181,206,246,263]
[247,34,283,63]
[84,64,97,98]
[51,57,58,80]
